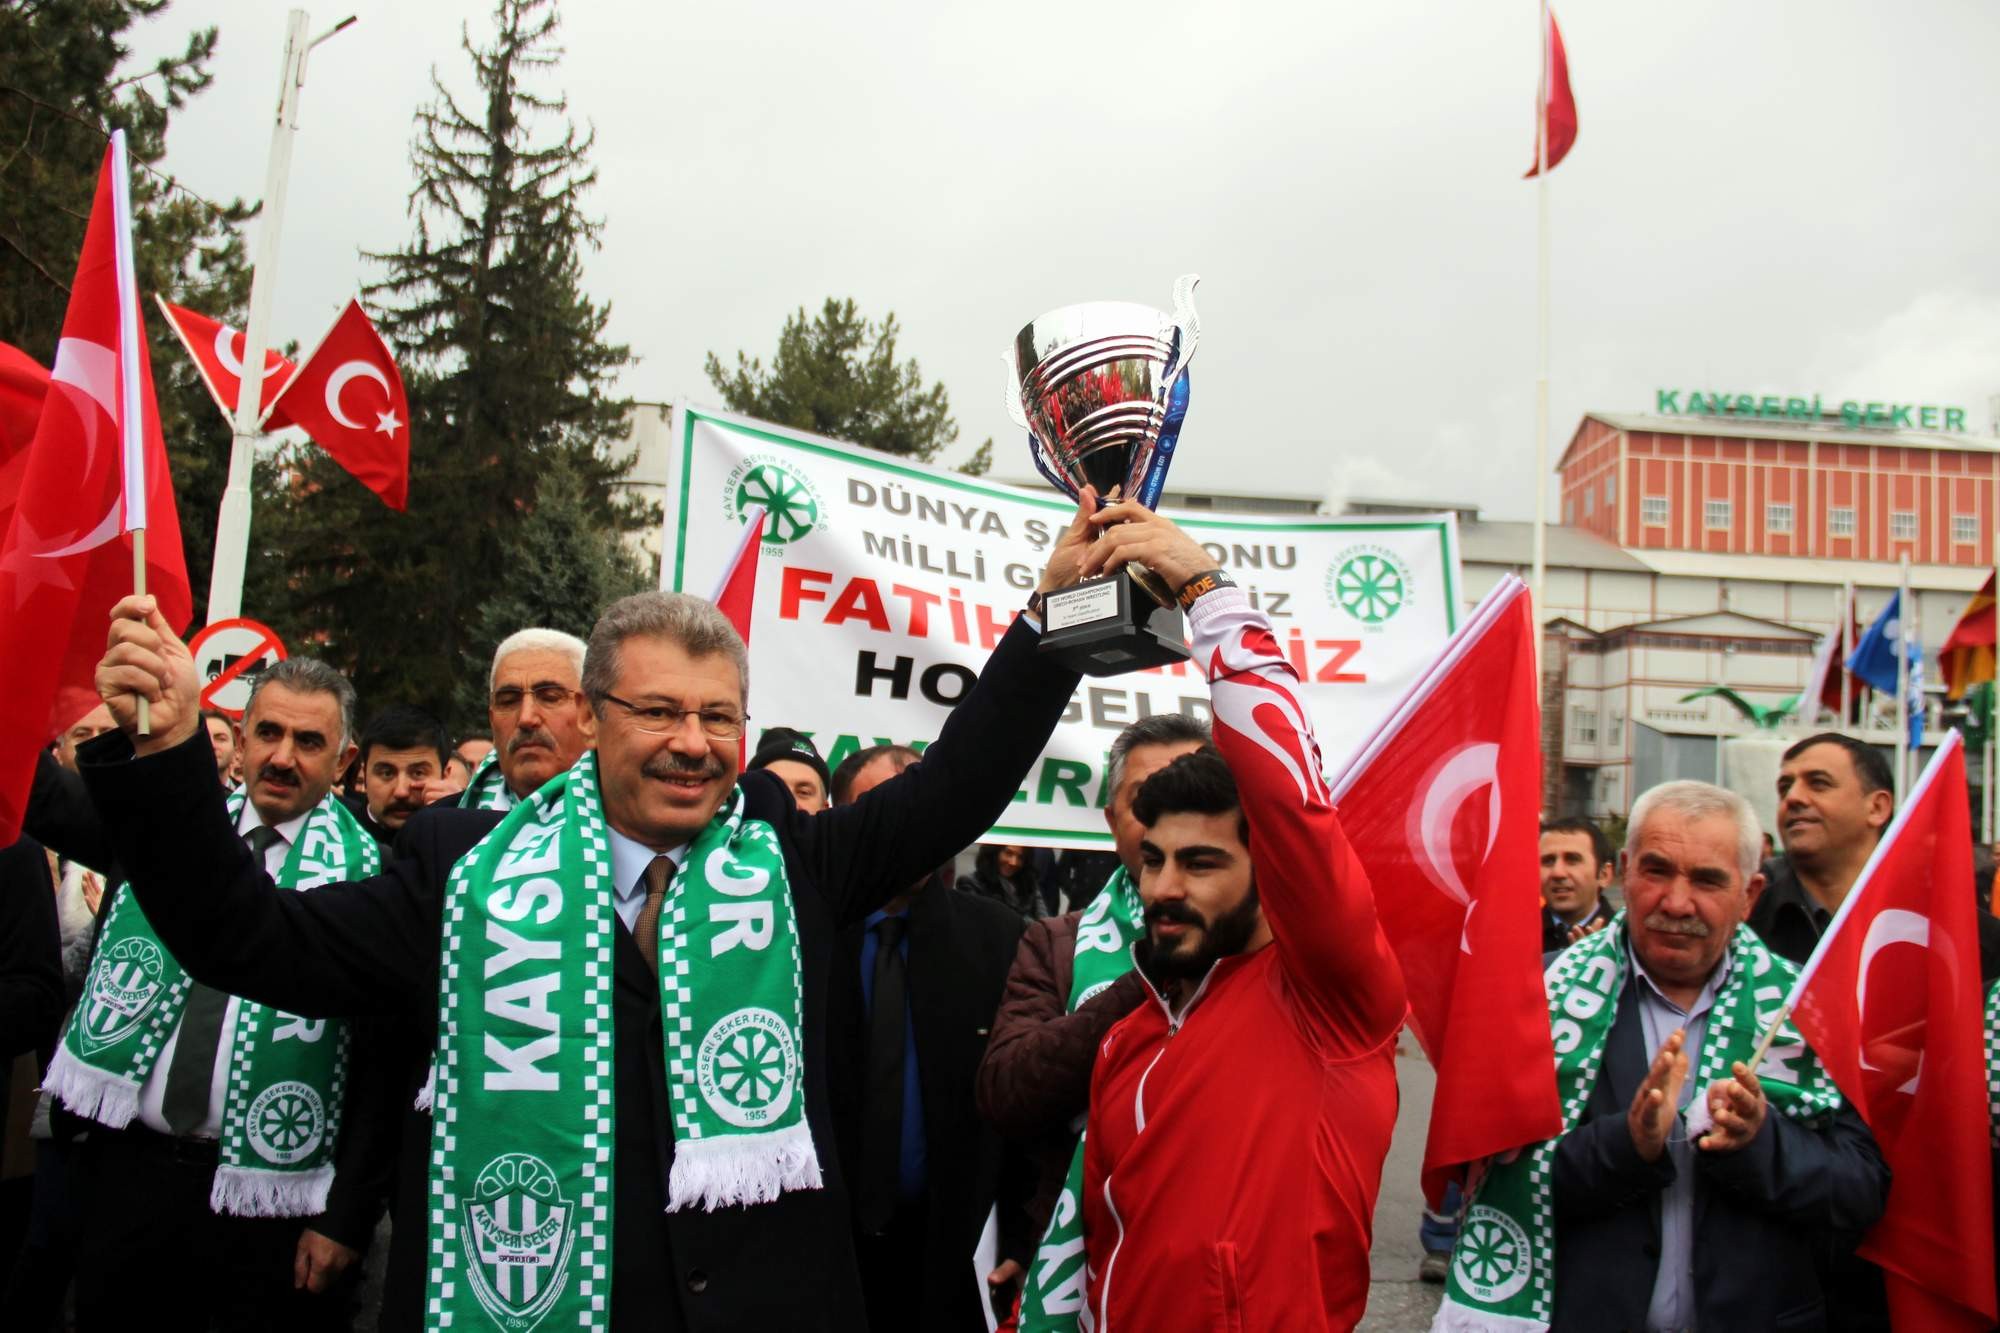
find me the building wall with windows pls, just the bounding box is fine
[1557,411,2000,566]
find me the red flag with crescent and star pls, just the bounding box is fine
[1327,575,1559,1198]
[0,133,191,843]
[269,297,410,511]
[1788,731,1996,1331]
[154,297,299,430]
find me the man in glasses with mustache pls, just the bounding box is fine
[458,628,595,810]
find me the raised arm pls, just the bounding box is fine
[1188,585,1408,1053]
[786,500,1094,925]
[78,728,445,1018]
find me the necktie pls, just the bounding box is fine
[164,824,277,1134]
[858,914,907,1235]
[635,855,672,971]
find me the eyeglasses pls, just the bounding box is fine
[596,691,748,739]
[491,684,578,712]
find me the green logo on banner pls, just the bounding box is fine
[1328,545,1412,626]
[724,457,824,546]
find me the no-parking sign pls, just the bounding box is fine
[190,617,287,718]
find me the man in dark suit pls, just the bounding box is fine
[825,744,1031,1332]
[76,504,1090,1332]
[1536,779,1888,1332]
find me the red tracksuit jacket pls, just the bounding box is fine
[1081,587,1409,1332]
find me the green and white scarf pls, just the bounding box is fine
[458,749,516,811]
[1434,915,1843,1332]
[424,753,818,1333]
[1984,979,2000,1146]
[1018,866,1146,1333]
[45,790,377,1217]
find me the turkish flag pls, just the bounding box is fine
[1789,731,1996,1331]
[0,341,51,525]
[1524,9,1578,177]
[269,298,410,510]
[155,297,298,430]
[0,133,192,843]
[1329,575,1560,1194]
[709,507,766,768]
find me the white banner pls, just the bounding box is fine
[663,405,1463,847]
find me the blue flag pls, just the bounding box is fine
[1847,591,1907,694]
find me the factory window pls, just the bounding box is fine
[1953,513,1978,544]
[1641,496,1669,526]
[1572,706,1597,745]
[1766,503,1793,533]
[1704,500,1732,531]
[1605,475,1616,506]
[1891,510,1917,540]
[1829,507,1856,537]
[1583,487,1594,517]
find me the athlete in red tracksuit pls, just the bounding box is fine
[1078,578,1410,1333]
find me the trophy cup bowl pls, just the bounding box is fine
[1004,275,1200,676]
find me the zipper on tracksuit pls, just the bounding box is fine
[1094,965,1218,1332]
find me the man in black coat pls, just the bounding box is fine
[825,745,1032,1332]
[1545,780,1888,1333]
[77,510,1090,1332]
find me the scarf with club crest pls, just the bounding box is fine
[457,749,516,811]
[1433,914,1844,1332]
[424,752,819,1332]
[1017,866,1146,1333]
[45,789,376,1217]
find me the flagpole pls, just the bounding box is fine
[1530,0,1551,649]
[205,10,353,624]
[131,529,149,735]
[1840,581,1853,732]
[1896,556,1910,803]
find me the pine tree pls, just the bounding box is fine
[706,297,992,474]
[0,0,257,617]
[250,0,644,719]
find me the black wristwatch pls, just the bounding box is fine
[1175,569,1234,610]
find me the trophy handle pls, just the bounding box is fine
[1001,350,1031,430]
[1168,273,1202,378]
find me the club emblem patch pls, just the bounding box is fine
[696,1007,799,1128]
[463,1152,576,1332]
[79,937,167,1054]
[245,1079,327,1165]
[1453,1204,1532,1303]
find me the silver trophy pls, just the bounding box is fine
[1005,274,1201,675]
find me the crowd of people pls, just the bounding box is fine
[0,495,1992,1332]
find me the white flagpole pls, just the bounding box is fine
[1530,0,1551,649]
[205,10,354,624]
[1896,556,1911,802]
[107,130,150,735]
[1839,581,1853,732]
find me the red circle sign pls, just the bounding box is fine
[190,617,288,718]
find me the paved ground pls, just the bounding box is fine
[1360,1032,1446,1332]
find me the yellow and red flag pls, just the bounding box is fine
[1939,572,1995,700]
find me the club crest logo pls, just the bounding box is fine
[1453,1204,1532,1303]
[696,1007,799,1129]
[245,1079,327,1165]
[722,455,825,547]
[463,1152,576,1333]
[1326,544,1413,628]
[79,937,167,1054]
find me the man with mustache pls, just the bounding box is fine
[457,628,594,810]
[1047,505,1408,1333]
[1436,779,1888,1332]
[42,658,381,1330]
[349,704,451,842]
[71,493,1098,1331]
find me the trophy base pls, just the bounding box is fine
[1037,571,1191,676]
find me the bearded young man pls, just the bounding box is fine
[71,497,1097,1332]
[1030,504,1408,1333]
[1437,780,1888,1333]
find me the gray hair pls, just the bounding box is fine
[488,628,588,695]
[1626,780,1762,882]
[1106,713,1213,804]
[582,592,749,708]
[243,657,358,750]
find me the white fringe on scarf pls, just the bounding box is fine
[666,1122,822,1212]
[41,1047,140,1128]
[210,1163,334,1218]
[1430,1300,1548,1333]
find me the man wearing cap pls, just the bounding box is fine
[747,727,831,812]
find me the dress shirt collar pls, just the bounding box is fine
[233,794,313,855]
[1627,932,1731,1020]
[605,824,687,906]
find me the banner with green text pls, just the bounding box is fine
[663,405,1462,846]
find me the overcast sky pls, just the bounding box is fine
[130,0,2000,520]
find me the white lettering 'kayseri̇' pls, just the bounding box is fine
[481,891,565,1091]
